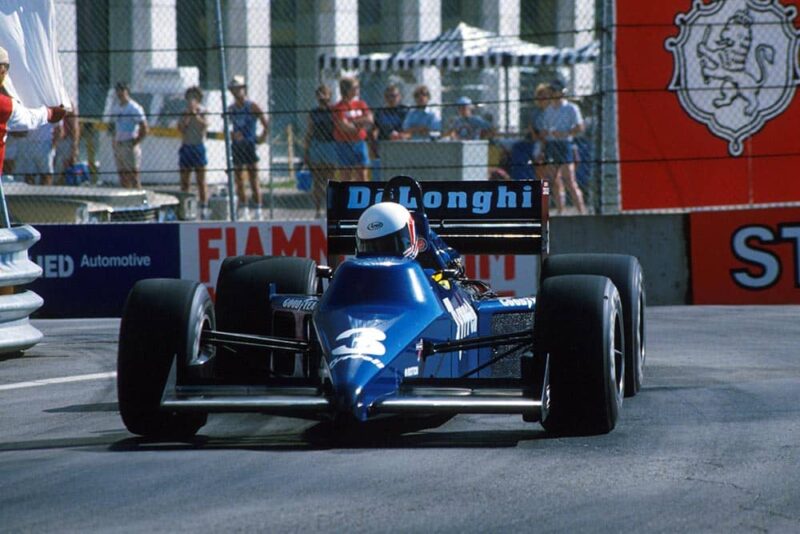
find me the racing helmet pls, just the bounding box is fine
[356,202,417,259]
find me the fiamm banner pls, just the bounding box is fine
[691,207,800,303]
[616,0,800,210]
[179,222,537,300]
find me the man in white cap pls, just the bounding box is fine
[227,74,269,220]
[445,96,493,140]
[0,46,66,175]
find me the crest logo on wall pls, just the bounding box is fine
[666,0,800,156]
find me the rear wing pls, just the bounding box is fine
[327,178,549,258]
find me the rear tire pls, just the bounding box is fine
[536,275,625,435]
[542,253,645,397]
[117,279,212,438]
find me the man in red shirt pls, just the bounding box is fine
[332,77,373,182]
[0,46,66,175]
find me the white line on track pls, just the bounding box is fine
[0,372,117,392]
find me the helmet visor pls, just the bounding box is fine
[356,227,415,257]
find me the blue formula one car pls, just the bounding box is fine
[117,176,646,438]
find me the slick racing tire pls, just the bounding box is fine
[215,256,318,375]
[542,253,645,397]
[537,275,624,436]
[118,279,212,438]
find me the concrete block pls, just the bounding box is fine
[550,213,689,305]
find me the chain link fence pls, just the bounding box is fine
[3,0,603,224]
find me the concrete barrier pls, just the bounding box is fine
[0,225,44,353]
[551,214,689,305]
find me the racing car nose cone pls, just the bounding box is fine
[328,355,384,420]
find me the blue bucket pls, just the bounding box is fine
[296,170,312,192]
[65,162,91,185]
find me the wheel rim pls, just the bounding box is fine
[637,291,645,380]
[190,309,215,366]
[611,308,624,401]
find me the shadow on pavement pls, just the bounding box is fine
[107,415,551,452]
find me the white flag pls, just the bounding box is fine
[0,0,70,108]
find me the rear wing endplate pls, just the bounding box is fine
[327,179,549,257]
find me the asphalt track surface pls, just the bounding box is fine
[1,306,799,533]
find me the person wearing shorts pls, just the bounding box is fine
[178,86,208,218]
[110,81,148,189]
[332,76,372,182]
[303,84,337,216]
[17,123,55,185]
[542,78,586,214]
[228,75,269,219]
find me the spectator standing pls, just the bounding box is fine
[0,46,66,176]
[177,86,209,219]
[18,123,56,185]
[529,83,551,168]
[399,85,440,139]
[228,75,269,220]
[543,79,586,214]
[509,83,551,181]
[332,76,373,182]
[303,85,336,216]
[372,84,408,149]
[445,96,494,140]
[53,105,80,183]
[110,81,148,189]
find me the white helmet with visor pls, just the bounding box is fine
[356,202,418,259]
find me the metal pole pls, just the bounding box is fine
[0,177,11,228]
[504,65,510,133]
[599,0,621,214]
[214,0,237,221]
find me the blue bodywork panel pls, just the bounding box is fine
[311,256,536,420]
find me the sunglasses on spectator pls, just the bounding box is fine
[414,92,429,97]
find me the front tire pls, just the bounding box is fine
[117,279,212,438]
[215,256,318,376]
[536,275,625,435]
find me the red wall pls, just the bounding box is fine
[616,0,800,210]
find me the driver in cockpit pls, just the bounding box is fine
[355,202,461,272]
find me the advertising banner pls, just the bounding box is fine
[26,221,538,318]
[616,0,800,210]
[690,207,800,303]
[29,224,180,317]
[179,221,537,300]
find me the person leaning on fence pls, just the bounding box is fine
[398,85,440,140]
[372,84,408,152]
[332,76,373,182]
[0,46,66,176]
[53,104,80,184]
[228,75,269,220]
[303,84,336,217]
[110,81,148,189]
[542,78,586,215]
[444,96,494,141]
[178,86,209,219]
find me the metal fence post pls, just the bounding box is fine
[599,0,621,214]
[214,0,237,221]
